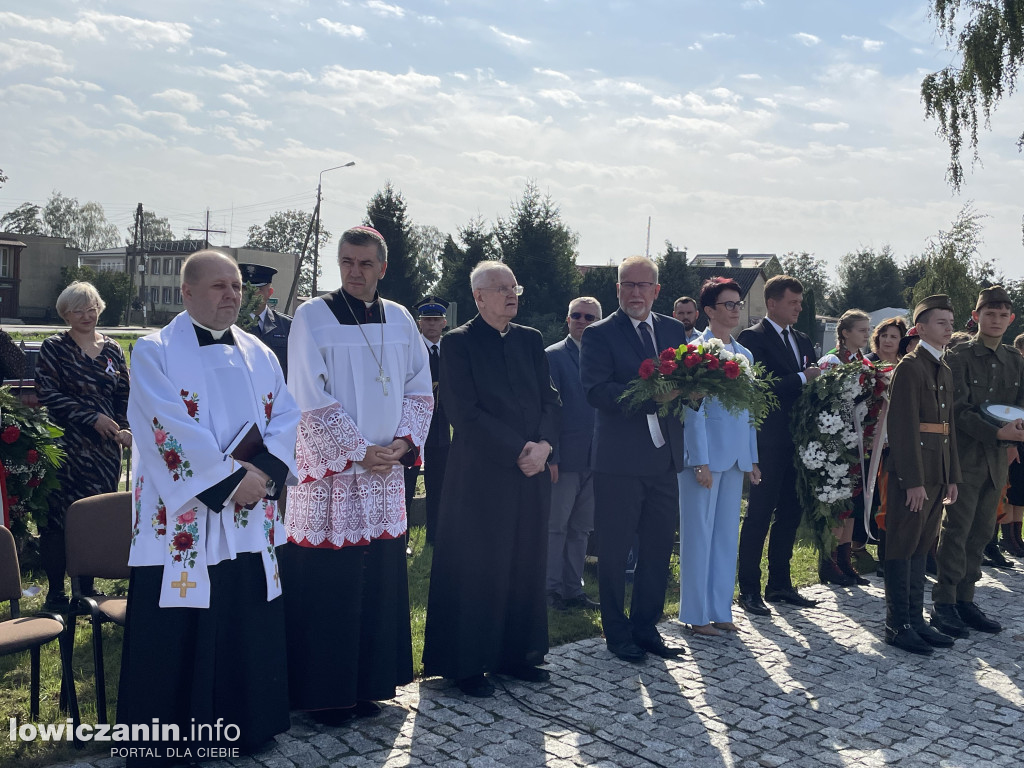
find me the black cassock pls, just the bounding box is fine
[422,315,560,680]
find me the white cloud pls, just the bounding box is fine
[793,32,821,46]
[593,79,652,97]
[842,34,884,52]
[44,76,103,92]
[78,11,191,49]
[0,11,102,40]
[737,73,762,80]
[490,25,530,47]
[534,67,570,81]
[0,83,67,103]
[319,66,443,108]
[221,93,250,109]
[709,87,740,102]
[154,88,203,112]
[197,46,228,57]
[235,113,271,130]
[810,121,849,132]
[365,1,405,18]
[755,97,777,108]
[702,32,735,41]
[317,18,366,38]
[688,41,703,51]
[742,0,765,7]
[538,89,583,107]
[419,15,441,26]
[0,38,70,73]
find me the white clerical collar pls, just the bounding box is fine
[188,314,231,340]
[919,339,944,361]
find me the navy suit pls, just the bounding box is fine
[735,318,816,595]
[580,309,688,649]
[545,336,596,600]
[252,308,293,380]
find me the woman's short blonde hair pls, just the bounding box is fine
[56,281,106,322]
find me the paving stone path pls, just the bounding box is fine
[55,564,1023,768]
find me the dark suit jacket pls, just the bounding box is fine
[253,308,292,379]
[737,319,815,450]
[424,336,451,448]
[579,309,687,475]
[545,336,595,472]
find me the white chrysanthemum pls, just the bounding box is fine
[705,337,724,354]
[720,350,735,362]
[799,442,826,470]
[841,428,859,449]
[817,411,843,435]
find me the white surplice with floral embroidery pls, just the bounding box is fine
[286,296,433,548]
[127,312,300,608]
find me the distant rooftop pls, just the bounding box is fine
[691,248,776,269]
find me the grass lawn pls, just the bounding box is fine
[9,331,143,363]
[1,516,844,767]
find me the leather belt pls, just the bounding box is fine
[920,422,949,435]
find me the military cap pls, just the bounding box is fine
[913,294,954,324]
[415,295,449,317]
[238,263,278,286]
[975,285,1013,311]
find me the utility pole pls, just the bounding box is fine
[124,203,142,326]
[188,208,226,248]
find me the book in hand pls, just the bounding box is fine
[223,421,267,509]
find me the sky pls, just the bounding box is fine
[1,1,1022,293]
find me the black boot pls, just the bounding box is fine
[837,542,870,585]
[38,526,69,610]
[982,536,1014,569]
[930,602,969,639]
[883,560,933,655]
[819,550,857,586]
[999,523,1024,556]
[876,531,886,577]
[908,557,954,647]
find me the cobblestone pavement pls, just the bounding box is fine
[56,564,1023,768]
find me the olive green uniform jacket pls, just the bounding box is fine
[886,346,962,489]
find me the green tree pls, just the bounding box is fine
[921,0,1024,188]
[795,287,818,343]
[244,210,330,298]
[131,211,176,246]
[832,246,906,313]
[364,181,424,310]
[654,243,699,321]
[58,266,130,326]
[435,216,496,326]
[41,192,121,250]
[579,265,619,321]
[409,223,445,297]
[910,204,988,324]
[494,180,581,343]
[0,168,6,188]
[780,251,834,314]
[0,203,43,234]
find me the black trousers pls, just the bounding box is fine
[737,441,802,594]
[422,444,449,544]
[594,470,678,648]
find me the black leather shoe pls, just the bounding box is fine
[498,664,550,683]
[561,593,601,610]
[930,603,969,638]
[911,622,955,648]
[456,674,496,698]
[634,636,685,658]
[737,593,771,616]
[955,601,1002,633]
[309,707,358,726]
[981,543,1014,570]
[355,700,382,718]
[885,623,934,655]
[608,641,647,663]
[764,588,819,607]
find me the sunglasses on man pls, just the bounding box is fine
[569,312,598,322]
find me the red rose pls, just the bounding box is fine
[658,360,678,375]
[682,353,701,368]
[659,348,677,362]
[27,477,41,487]
[265,402,273,421]
[26,449,39,464]
[686,344,697,352]
[1,426,21,444]
[156,507,166,526]
[163,449,182,471]
[705,356,720,371]
[859,374,866,385]
[723,360,741,379]
[180,389,188,397]
[638,359,657,380]
[185,400,198,418]
[873,378,886,396]
[172,531,194,552]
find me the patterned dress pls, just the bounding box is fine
[35,331,130,528]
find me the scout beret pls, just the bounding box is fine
[975,285,1012,311]
[238,263,278,286]
[415,295,449,317]
[913,294,954,324]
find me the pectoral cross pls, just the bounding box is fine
[376,367,390,396]
[273,566,280,588]
[171,571,196,598]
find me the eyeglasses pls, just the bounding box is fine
[481,284,524,296]
[569,312,597,322]
[619,281,655,291]
[68,306,100,317]
[714,301,745,311]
